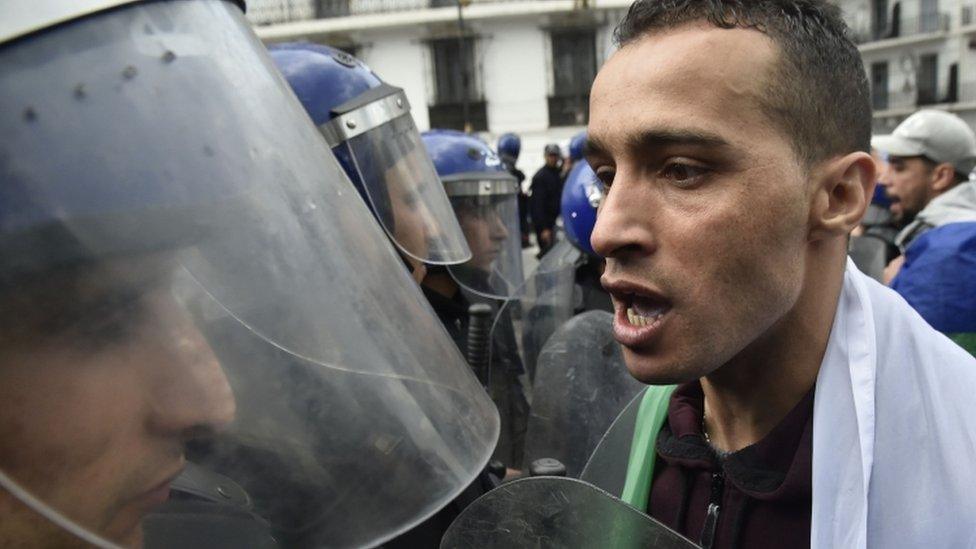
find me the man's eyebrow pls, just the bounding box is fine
[585,130,731,159]
[626,129,731,151]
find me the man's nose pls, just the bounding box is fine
[149,323,236,439]
[590,177,656,259]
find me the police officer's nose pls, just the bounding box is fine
[489,211,508,241]
[149,318,236,439]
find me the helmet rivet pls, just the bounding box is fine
[346,120,357,129]
[216,486,232,499]
[483,183,491,191]
[396,98,403,108]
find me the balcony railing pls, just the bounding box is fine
[961,82,976,103]
[962,4,976,26]
[548,95,588,127]
[851,12,950,44]
[428,101,488,131]
[247,0,560,25]
[880,89,917,111]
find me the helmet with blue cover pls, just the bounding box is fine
[497,132,522,164]
[568,130,587,162]
[561,160,603,257]
[423,130,525,300]
[268,42,471,270]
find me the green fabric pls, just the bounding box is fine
[621,384,677,511]
[948,332,976,356]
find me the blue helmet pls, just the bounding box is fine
[561,160,603,257]
[269,43,470,267]
[423,130,525,299]
[497,132,521,163]
[568,131,587,162]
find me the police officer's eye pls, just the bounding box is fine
[71,289,147,351]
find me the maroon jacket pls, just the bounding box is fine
[648,382,814,549]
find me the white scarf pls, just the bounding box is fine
[811,259,976,547]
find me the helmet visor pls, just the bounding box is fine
[0,2,497,548]
[446,174,525,300]
[345,114,472,265]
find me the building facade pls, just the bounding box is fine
[247,0,629,177]
[247,0,976,176]
[838,0,976,132]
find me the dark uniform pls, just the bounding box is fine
[422,282,530,469]
[530,164,564,256]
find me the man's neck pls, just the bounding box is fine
[701,242,847,453]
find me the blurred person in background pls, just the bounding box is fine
[530,143,565,257]
[873,109,976,353]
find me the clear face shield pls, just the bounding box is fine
[478,238,579,469]
[445,174,525,300]
[322,89,472,267]
[0,3,498,548]
[510,239,582,384]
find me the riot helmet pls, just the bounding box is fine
[423,130,525,300]
[561,160,603,257]
[496,132,521,165]
[269,42,471,270]
[0,2,498,547]
[568,130,587,162]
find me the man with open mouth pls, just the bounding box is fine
[584,0,976,547]
[871,110,976,354]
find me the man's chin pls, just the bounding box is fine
[621,347,705,386]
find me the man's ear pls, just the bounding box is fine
[808,152,876,241]
[930,162,957,193]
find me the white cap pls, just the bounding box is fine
[872,110,976,175]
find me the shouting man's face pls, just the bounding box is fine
[587,24,814,384]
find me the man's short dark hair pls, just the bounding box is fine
[614,0,872,167]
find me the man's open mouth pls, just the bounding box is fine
[626,294,671,327]
[602,278,673,346]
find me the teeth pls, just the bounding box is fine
[627,306,663,327]
[632,301,668,318]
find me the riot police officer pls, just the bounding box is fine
[422,130,530,472]
[268,43,505,547]
[564,129,587,178]
[0,3,498,547]
[268,42,472,285]
[497,132,530,249]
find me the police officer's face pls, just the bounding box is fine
[389,181,433,283]
[0,256,235,547]
[588,24,811,384]
[458,201,509,272]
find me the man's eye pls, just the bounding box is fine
[660,162,708,186]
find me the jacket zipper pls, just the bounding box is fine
[699,471,725,549]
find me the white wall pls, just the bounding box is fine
[480,20,551,133]
[358,29,432,130]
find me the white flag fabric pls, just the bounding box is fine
[811,258,976,548]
